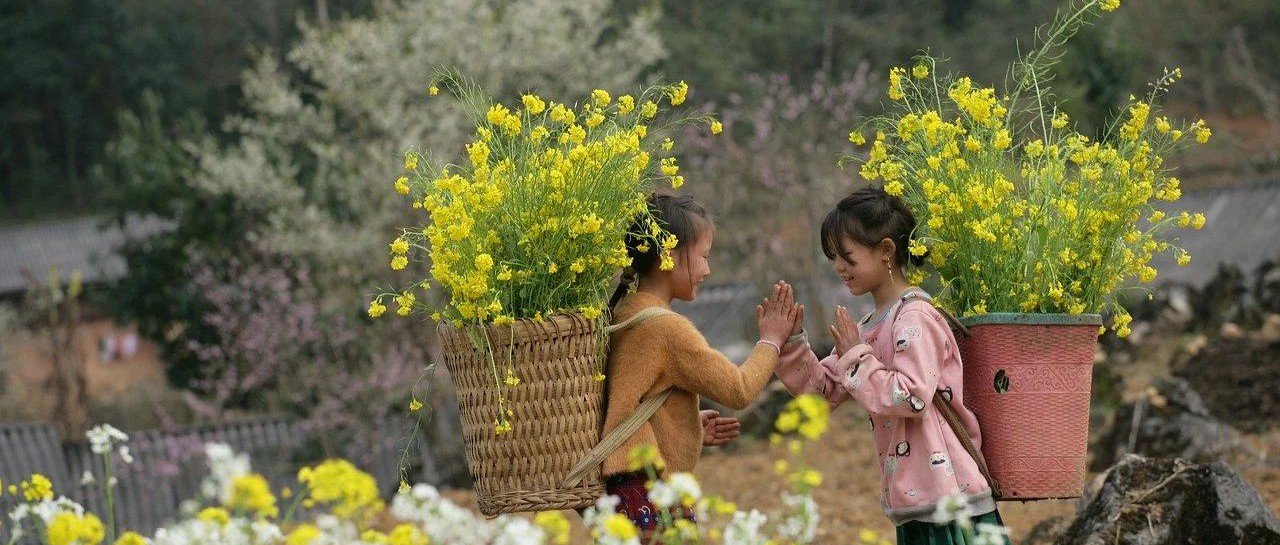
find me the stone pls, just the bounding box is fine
[1092,377,1243,471]
[1058,455,1280,545]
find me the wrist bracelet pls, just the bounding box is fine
[756,339,782,354]
[785,328,808,346]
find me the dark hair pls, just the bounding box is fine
[607,193,715,309]
[820,186,924,268]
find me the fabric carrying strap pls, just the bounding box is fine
[560,306,677,488]
[883,291,1001,499]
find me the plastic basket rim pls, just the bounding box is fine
[957,312,1103,327]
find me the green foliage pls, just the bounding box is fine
[97,0,666,385]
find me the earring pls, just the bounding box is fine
[885,258,894,281]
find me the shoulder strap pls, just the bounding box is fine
[886,292,999,498]
[560,306,677,488]
[933,395,1002,499]
[603,306,675,334]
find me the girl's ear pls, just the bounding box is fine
[878,237,897,263]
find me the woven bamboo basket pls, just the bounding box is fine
[437,312,606,515]
[956,313,1101,500]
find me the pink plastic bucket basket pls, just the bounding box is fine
[957,313,1100,500]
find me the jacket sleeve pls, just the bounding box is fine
[778,336,852,407]
[664,316,778,410]
[834,307,948,418]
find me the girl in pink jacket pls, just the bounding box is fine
[777,187,1010,544]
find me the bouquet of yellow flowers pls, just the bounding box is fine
[371,71,709,329]
[372,69,713,436]
[846,0,1207,336]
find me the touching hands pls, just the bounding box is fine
[756,281,802,347]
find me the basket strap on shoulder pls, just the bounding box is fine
[561,306,676,488]
[888,292,996,498]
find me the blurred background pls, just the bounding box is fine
[2,0,1278,541]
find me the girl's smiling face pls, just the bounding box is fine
[829,235,893,296]
[670,231,713,301]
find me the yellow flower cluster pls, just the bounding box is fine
[361,524,430,545]
[373,73,716,432]
[373,75,710,328]
[848,5,1206,335]
[534,511,572,545]
[227,473,279,519]
[46,512,105,545]
[113,532,147,545]
[773,393,829,441]
[297,459,383,520]
[286,524,322,545]
[197,507,231,526]
[21,473,54,501]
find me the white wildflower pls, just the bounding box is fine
[494,518,546,545]
[723,509,769,545]
[201,442,250,503]
[932,492,971,529]
[86,424,129,454]
[777,492,819,543]
[80,470,96,485]
[118,445,135,465]
[974,522,1011,545]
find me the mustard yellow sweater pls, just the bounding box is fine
[601,291,779,477]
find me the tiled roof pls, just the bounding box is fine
[0,216,169,295]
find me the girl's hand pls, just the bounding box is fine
[784,282,806,336]
[829,305,861,355]
[700,409,741,447]
[757,281,799,346]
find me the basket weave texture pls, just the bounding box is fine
[437,312,606,515]
[956,313,1100,500]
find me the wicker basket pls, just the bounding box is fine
[437,312,606,515]
[956,313,1101,500]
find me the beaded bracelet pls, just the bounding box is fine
[756,339,782,354]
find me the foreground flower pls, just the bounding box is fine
[296,459,383,520]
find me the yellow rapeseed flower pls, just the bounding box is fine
[197,507,231,526]
[21,474,54,501]
[535,511,572,545]
[591,89,611,108]
[228,473,278,518]
[286,524,322,545]
[616,94,635,115]
[367,299,386,318]
[114,532,147,545]
[669,81,689,106]
[522,94,546,115]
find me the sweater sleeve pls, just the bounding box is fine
[836,307,947,418]
[776,337,824,396]
[663,316,779,410]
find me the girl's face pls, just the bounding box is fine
[829,235,893,296]
[670,231,713,301]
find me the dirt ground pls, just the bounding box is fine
[1175,338,1280,433]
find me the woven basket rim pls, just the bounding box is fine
[957,312,1103,327]
[437,311,601,339]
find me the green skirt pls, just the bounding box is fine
[895,510,1012,545]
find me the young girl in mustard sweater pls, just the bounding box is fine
[600,193,800,533]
